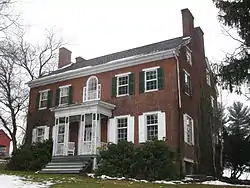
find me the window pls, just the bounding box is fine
[211,96,215,108]
[84,76,100,101]
[117,75,129,96]
[206,70,211,86]
[184,114,194,145]
[146,114,158,140]
[60,87,69,105]
[186,47,192,65]
[57,124,65,143]
[184,71,191,95]
[145,69,158,91]
[117,118,128,142]
[37,127,45,142]
[39,91,48,109]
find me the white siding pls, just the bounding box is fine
[127,116,134,143]
[108,118,117,144]
[158,112,166,140]
[138,115,146,143]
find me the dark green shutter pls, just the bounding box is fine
[111,77,117,97]
[47,90,53,108]
[55,88,60,106]
[68,86,73,104]
[139,71,145,93]
[129,73,134,95]
[157,68,164,90]
[36,93,40,109]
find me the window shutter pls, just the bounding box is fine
[68,86,73,104]
[158,112,166,140]
[55,88,60,106]
[111,77,117,97]
[32,128,37,143]
[36,93,40,109]
[139,115,146,143]
[44,126,50,140]
[47,90,53,108]
[183,114,187,143]
[127,116,134,143]
[192,119,194,145]
[108,118,117,144]
[129,73,134,95]
[157,68,164,90]
[139,71,145,93]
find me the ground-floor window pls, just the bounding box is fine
[184,161,193,175]
[146,113,158,141]
[117,117,128,142]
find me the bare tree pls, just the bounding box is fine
[15,30,64,80]
[0,42,28,153]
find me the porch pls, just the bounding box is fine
[51,100,115,158]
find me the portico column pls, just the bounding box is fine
[78,114,84,155]
[64,117,69,156]
[52,118,58,156]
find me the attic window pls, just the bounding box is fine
[186,47,192,65]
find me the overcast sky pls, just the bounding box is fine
[15,0,250,107]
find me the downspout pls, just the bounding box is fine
[174,49,183,178]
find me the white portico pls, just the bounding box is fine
[51,100,115,157]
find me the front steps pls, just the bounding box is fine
[40,155,94,174]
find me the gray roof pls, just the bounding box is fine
[48,36,186,76]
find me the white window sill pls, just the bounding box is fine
[116,94,129,97]
[83,98,100,102]
[185,142,194,146]
[145,88,158,93]
[38,107,47,110]
[185,92,191,96]
[58,103,68,107]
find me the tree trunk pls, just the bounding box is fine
[11,136,17,154]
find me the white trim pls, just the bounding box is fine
[183,69,190,76]
[184,157,194,163]
[142,110,161,116]
[39,89,50,93]
[183,113,194,146]
[183,69,191,96]
[174,52,182,108]
[144,68,158,92]
[39,90,49,110]
[116,74,129,97]
[59,84,71,89]
[142,66,160,72]
[144,88,158,93]
[115,72,131,77]
[27,49,176,88]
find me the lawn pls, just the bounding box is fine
[0,170,245,188]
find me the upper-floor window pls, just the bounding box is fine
[139,67,164,93]
[184,70,191,95]
[117,117,128,142]
[186,47,192,65]
[60,86,69,105]
[183,114,194,145]
[206,69,211,86]
[39,90,48,109]
[117,74,129,96]
[211,96,215,108]
[83,76,101,101]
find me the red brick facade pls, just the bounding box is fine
[26,8,217,174]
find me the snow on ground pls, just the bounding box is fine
[0,174,52,188]
[224,169,250,180]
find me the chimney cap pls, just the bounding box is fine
[75,56,86,63]
[181,8,194,19]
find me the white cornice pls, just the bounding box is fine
[27,49,176,88]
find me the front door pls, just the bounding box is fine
[56,124,65,155]
[69,122,79,155]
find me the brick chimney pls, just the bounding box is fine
[194,27,205,54]
[75,56,86,63]
[58,47,72,69]
[181,8,194,37]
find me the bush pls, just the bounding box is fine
[7,139,52,171]
[96,141,135,177]
[96,140,177,181]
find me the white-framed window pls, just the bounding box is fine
[57,124,65,143]
[206,69,211,86]
[117,117,128,142]
[145,69,158,92]
[184,114,194,145]
[39,90,49,109]
[184,70,191,95]
[60,86,69,105]
[32,126,50,143]
[146,113,158,141]
[117,75,129,96]
[186,47,192,65]
[83,76,101,101]
[37,127,45,142]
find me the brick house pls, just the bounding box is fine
[26,8,217,174]
[0,129,11,158]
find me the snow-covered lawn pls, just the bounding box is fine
[0,174,52,188]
